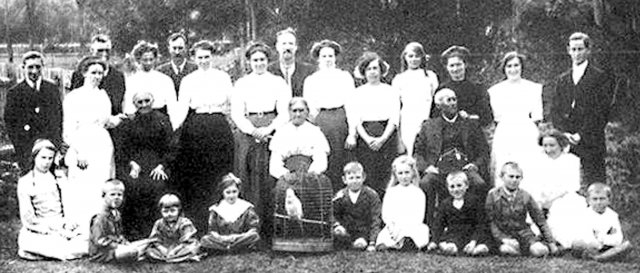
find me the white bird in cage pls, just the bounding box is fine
[285,188,304,220]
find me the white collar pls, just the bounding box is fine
[572,60,589,84]
[210,199,253,223]
[171,59,187,74]
[25,77,42,91]
[442,113,458,123]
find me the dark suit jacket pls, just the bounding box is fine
[4,79,63,168]
[70,65,126,115]
[156,61,198,97]
[268,61,315,97]
[414,116,490,175]
[550,63,613,150]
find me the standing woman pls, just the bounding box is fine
[351,52,400,197]
[303,40,356,190]
[432,46,493,128]
[64,56,121,231]
[231,42,290,238]
[174,40,234,234]
[488,52,543,187]
[392,42,439,156]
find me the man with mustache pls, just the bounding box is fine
[267,28,314,97]
[157,32,198,98]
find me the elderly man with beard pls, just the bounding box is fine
[122,41,178,130]
[267,28,315,97]
[414,88,490,226]
[5,51,63,171]
[157,33,198,97]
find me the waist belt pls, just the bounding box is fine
[247,110,276,117]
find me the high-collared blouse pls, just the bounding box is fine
[303,68,356,125]
[175,68,233,128]
[269,121,330,178]
[351,83,400,126]
[231,72,291,134]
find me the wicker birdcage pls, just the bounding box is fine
[272,155,334,252]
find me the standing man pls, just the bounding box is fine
[157,33,198,97]
[267,27,314,97]
[550,32,614,186]
[70,34,126,117]
[5,51,63,170]
[123,40,178,129]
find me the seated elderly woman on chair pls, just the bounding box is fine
[269,97,331,179]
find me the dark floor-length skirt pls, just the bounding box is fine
[354,120,397,198]
[233,113,277,241]
[176,112,234,234]
[315,107,353,192]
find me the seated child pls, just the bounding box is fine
[17,139,88,260]
[200,173,260,252]
[376,155,430,251]
[332,162,382,251]
[146,194,202,262]
[485,162,558,257]
[89,179,155,262]
[572,183,633,262]
[427,171,491,256]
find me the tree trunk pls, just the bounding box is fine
[25,0,36,49]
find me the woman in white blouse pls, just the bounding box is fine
[488,52,543,187]
[174,40,235,233]
[351,52,400,197]
[303,40,355,191]
[63,56,121,232]
[269,97,330,178]
[231,42,291,235]
[392,42,439,156]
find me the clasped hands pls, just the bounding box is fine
[425,163,477,175]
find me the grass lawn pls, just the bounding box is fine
[1,218,638,273]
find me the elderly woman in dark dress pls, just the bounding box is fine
[118,91,175,239]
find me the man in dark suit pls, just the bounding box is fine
[4,51,63,170]
[550,32,614,186]
[156,32,198,97]
[414,88,490,226]
[267,28,314,97]
[70,34,126,117]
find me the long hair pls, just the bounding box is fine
[399,42,431,74]
[387,155,420,189]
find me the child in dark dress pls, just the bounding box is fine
[427,171,491,255]
[145,194,202,262]
[332,162,382,251]
[200,173,261,252]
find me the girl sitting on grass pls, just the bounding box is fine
[17,139,88,260]
[146,194,202,262]
[200,173,261,253]
[375,155,430,251]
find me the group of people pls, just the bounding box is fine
[6,27,632,263]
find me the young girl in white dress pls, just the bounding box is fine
[392,42,439,156]
[17,139,88,260]
[522,129,586,248]
[488,52,542,187]
[376,155,429,250]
